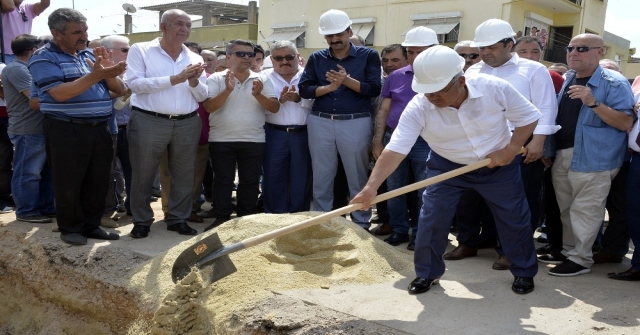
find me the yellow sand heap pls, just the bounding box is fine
[128,212,413,334]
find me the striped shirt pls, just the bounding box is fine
[28,42,112,119]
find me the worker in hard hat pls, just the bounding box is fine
[351,45,541,295]
[447,19,558,270]
[299,9,382,231]
[371,26,438,250]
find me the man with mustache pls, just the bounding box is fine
[261,40,312,213]
[299,9,381,230]
[28,8,127,245]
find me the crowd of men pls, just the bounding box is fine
[1,3,639,296]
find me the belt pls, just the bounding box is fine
[311,111,370,120]
[385,126,394,134]
[118,125,127,130]
[46,114,108,127]
[556,140,574,151]
[265,123,307,133]
[132,106,197,120]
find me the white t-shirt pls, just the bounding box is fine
[386,74,542,165]
[207,70,277,142]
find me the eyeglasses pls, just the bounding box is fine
[565,46,601,53]
[233,51,256,58]
[117,47,129,53]
[426,75,460,97]
[458,53,479,60]
[272,55,296,62]
[18,8,28,22]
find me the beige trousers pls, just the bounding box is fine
[551,148,618,268]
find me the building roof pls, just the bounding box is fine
[141,0,250,22]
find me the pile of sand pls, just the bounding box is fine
[127,212,414,334]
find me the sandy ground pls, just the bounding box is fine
[0,200,638,335]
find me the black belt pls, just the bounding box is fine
[133,106,197,120]
[46,114,108,127]
[556,140,574,151]
[385,126,394,134]
[265,123,307,133]
[118,125,127,130]
[311,111,370,120]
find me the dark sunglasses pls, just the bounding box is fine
[458,53,479,60]
[233,51,256,58]
[272,55,296,62]
[19,9,28,22]
[117,47,130,53]
[565,46,600,53]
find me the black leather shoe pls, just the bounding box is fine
[607,268,640,281]
[407,235,416,251]
[384,232,409,246]
[536,243,556,255]
[130,224,150,238]
[198,208,216,219]
[204,218,228,232]
[83,228,120,240]
[408,277,439,295]
[167,222,197,235]
[512,276,535,294]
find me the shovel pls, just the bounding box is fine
[171,153,518,283]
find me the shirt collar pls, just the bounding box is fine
[327,42,358,60]
[47,42,91,57]
[465,79,484,100]
[270,67,304,84]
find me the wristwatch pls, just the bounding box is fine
[588,101,601,108]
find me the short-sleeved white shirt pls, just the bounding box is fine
[386,74,542,165]
[207,70,277,142]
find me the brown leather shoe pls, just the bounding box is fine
[443,245,478,260]
[492,255,512,270]
[593,251,623,264]
[187,211,204,223]
[373,223,393,236]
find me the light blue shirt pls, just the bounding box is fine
[547,66,635,172]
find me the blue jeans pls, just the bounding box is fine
[9,134,55,217]
[384,131,429,235]
[626,152,640,270]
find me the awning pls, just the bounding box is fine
[411,20,460,35]
[352,22,375,40]
[264,28,306,43]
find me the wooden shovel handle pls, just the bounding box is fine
[242,152,520,249]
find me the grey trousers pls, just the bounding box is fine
[161,143,209,212]
[307,114,372,227]
[128,111,201,226]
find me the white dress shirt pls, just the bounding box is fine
[386,74,542,165]
[630,93,640,152]
[266,68,312,125]
[465,54,559,135]
[125,38,208,115]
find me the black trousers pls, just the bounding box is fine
[0,119,13,205]
[116,129,133,211]
[543,167,563,251]
[44,117,113,234]
[602,160,630,256]
[210,141,265,220]
[455,189,497,247]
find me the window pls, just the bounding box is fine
[351,18,376,46]
[408,12,462,44]
[263,22,307,48]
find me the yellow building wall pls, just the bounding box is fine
[581,0,607,35]
[626,63,640,80]
[115,24,258,50]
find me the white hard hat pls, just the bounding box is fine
[472,19,516,47]
[411,45,464,94]
[402,26,439,47]
[318,9,352,35]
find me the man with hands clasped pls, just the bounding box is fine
[262,40,313,214]
[126,9,208,239]
[203,39,279,231]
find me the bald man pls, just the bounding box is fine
[544,34,635,277]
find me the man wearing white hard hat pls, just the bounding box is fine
[371,26,437,250]
[299,9,382,230]
[352,45,541,295]
[447,19,558,270]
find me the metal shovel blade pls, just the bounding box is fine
[171,232,237,283]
